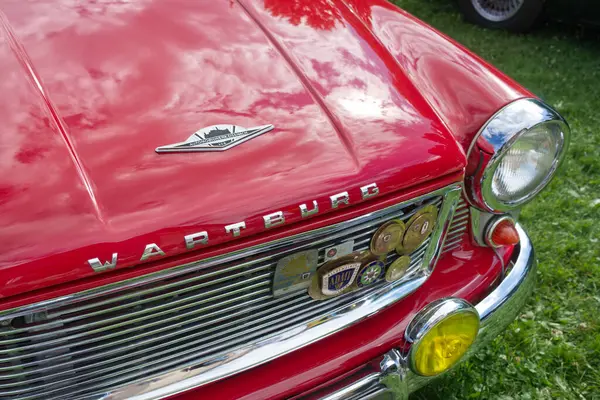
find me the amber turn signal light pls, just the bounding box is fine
[486,216,519,247]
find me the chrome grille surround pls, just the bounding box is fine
[0,184,462,400]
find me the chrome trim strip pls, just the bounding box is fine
[319,374,381,400]
[421,187,461,273]
[475,224,534,320]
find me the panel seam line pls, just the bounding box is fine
[0,10,105,224]
[234,0,360,169]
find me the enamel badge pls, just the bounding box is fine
[321,263,361,296]
[308,253,365,300]
[356,260,384,287]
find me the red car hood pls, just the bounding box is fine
[0,0,466,300]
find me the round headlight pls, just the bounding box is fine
[468,99,570,212]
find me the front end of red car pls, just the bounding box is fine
[0,1,568,399]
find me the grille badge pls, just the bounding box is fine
[273,250,318,297]
[356,260,385,287]
[321,263,361,296]
[323,240,354,263]
[308,253,367,300]
[397,205,438,254]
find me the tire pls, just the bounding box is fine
[457,0,544,32]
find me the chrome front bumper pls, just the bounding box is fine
[309,223,536,400]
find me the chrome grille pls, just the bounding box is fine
[442,197,469,253]
[0,185,461,400]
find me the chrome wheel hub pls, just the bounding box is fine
[472,0,525,22]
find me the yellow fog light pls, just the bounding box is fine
[405,298,479,377]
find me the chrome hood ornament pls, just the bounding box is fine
[156,124,274,153]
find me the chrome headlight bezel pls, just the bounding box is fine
[466,98,570,213]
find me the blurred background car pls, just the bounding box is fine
[458,0,600,31]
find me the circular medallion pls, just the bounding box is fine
[385,256,411,282]
[370,220,406,256]
[356,260,385,287]
[397,206,437,254]
[326,248,338,258]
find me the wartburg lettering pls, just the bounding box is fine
[87,183,380,272]
[87,253,118,273]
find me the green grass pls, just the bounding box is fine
[388,1,600,399]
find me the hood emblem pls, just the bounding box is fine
[156,124,274,153]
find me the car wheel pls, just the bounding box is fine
[457,0,544,32]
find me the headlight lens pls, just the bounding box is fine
[488,121,566,205]
[469,99,570,212]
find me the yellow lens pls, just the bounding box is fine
[412,312,479,376]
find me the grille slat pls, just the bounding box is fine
[441,198,469,253]
[450,220,468,229]
[1,270,274,341]
[445,226,467,240]
[450,215,469,225]
[0,291,312,374]
[0,293,332,395]
[0,191,456,400]
[0,282,273,348]
[453,209,469,218]
[0,290,273,361]
[444,235,465,246]
[60,292,382,400]
[0,286,387,398]
[443,237,464,249]
[47,260,276,321]
[0,290,312,374]
[442,244,462,253]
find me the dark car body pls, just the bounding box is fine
[546,0,600,26]
[458,0,600,32]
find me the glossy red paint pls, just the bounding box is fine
[355,0,535,150]
[0,0,531,397]
[0,0,466,300]
[0,0,528,303]
[170,239,509,400]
